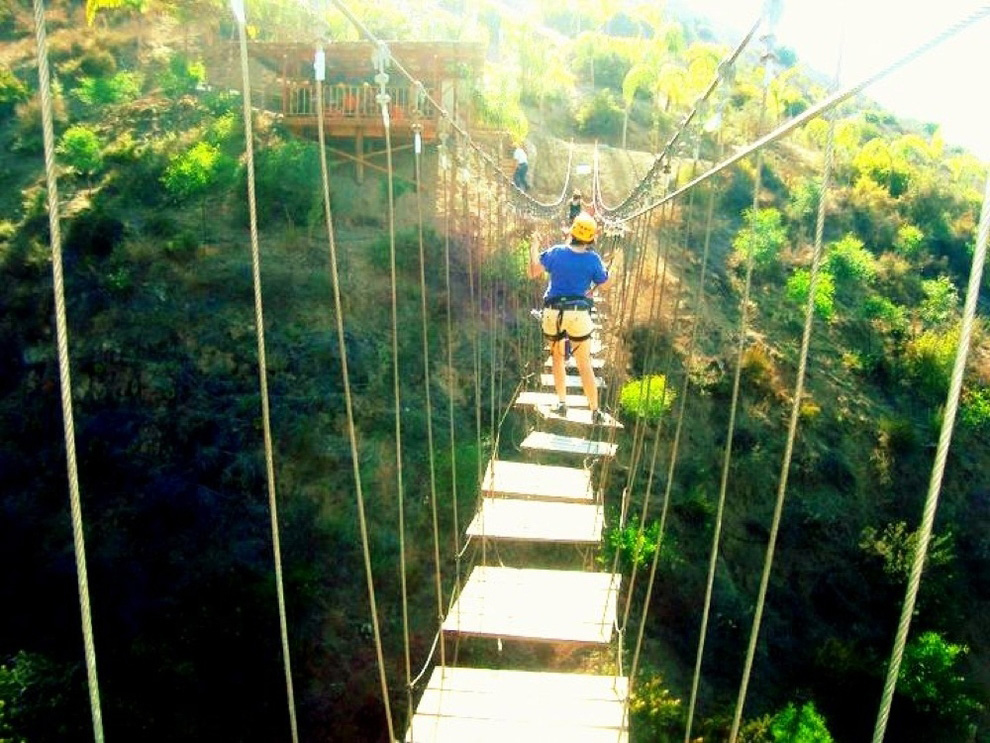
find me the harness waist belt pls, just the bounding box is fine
[544,296,592,310]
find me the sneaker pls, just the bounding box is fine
[591,409,605,425]
[552,401,567,417]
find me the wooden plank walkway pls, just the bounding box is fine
[520,431,617,458]
[515,391,589,408]
[466,498,605,543]
[404,667,629,742]
[539,373,604,389]
[482,459,594,502]
[546,355,606,369]
[537,406,624,429]
[442,566,619,644]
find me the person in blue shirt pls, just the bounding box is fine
[528,212,613,423]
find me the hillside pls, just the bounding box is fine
[3,2,990,743]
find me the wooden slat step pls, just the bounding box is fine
[543,338,605,355]
[483,459,594,502]
[545,356,606,369]
[520,431,617,458]
[537,406,624,429]
[466,498,605,543]
[405,666,629,742]
[539,373,604,389]
[515,391,589,408]
[442,565,620,644]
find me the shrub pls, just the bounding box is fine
[72,71,143,107]
[894,223,925,258]
[629,672,681,740]
[859,522,954,581]
[960,385,990,431]
[918,275,959,329]
[731,207,787,273]
[862,295,908,337]
[899,631,981,725]
[244,138,321,227]
[768,702,834,743]
[162,141,230,202]
[57,125,103,178]
[785,268,835,321]
[602,521,659,573]
[0,65,29,116]
[574,89,624,141]
[619,374,675,422]
[902,328,959,401]
[826,234,876,286]
[158,53,206,97]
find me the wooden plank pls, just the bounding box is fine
[539,373,604,389]
[405,667,629,743]
[537,406,624,429]
[515,391,589,408]
[545,356,606,369]
[542,338,605,356]
[466,499,605,543]
[520,431,617,458]
[442,566,620,644]
[482,460,594,502]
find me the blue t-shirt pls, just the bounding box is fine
[540,244,608,300]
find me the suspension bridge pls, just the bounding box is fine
[24,0,990,741]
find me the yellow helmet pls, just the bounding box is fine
[570,212,597,243]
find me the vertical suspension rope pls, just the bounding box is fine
[313,47,396,743]
[728,35,825,742]
[231,6,298,740]
[412,119,448,673]
[871,159,990,743]
[373,44,415,730]
[30,1,105,739]
[683,136,724,743]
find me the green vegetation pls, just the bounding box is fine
[2,1,990,742]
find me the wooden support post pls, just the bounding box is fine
[355,129,364,184]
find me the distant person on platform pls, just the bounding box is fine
[568,190,585,223]
[528,212,612,424]
[513,144,530,192]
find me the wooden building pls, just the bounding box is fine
[248,40,484,151]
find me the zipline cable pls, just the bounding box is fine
[312,45,396,743]
[232,4,299,740]
[31,0,105,739]
[871,143,990,743]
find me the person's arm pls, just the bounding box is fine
[528,234,544,279]
[596,272,614,292]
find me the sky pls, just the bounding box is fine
[683,0,990,161]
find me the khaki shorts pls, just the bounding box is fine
[542,307,594,341]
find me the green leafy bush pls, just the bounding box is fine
[158,53,206,97]
[619,374,675,422]
[629,672,681,740]
[785,268,835,320]
[899,631,981,724]
[960,385,990,431]
[72,71,143,107]
[902,328,959,401]
[862,295,908,336]
[918,275,959,329]
[162,141,230,202]
[243,138,321,226]
[602,521,659,573]
[732,207,787,273]
[826,234,876,286]
[859,522,954,581]
[894,223,925,258]
[574,89,623,140]
[57,125,103,178]
[768,702,834,742]
[0,65,29,116]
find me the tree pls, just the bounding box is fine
[918,275,959,330]
[785,268,835,321]
[768,702,834,742]
[899,631,981,728]
[731,207,787,274]
[57,125,103,181]
[619,374,675,422]
[162,141,233,233]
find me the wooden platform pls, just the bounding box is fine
[442,566,620,644]
[546,356,606,369]
[520,431,617,458]
[466,498,605,543]
[482,459,594,502]
[515,391,589,408]
[539,373,604,389]
[537,406,624,429]
[404,666,629,742]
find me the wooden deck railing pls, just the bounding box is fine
[284,82,435,125]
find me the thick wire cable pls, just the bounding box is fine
[31,1,105,739]
[727,53,838,743]
[313,51,396,743]
[371,51,416,733]
[232,11,299,741]
[413,129,448,674]
[871,163,990,743]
